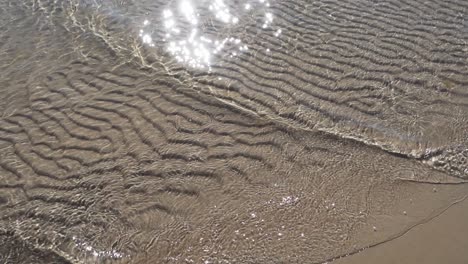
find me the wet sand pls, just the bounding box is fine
[1,0,468,263]
[335,186,468,264]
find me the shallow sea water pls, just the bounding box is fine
[0,0,467,263]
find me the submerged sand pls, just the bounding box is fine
[0,0,467,263]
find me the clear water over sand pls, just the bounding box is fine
[0,0,467,263]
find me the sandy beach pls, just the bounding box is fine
[0,0,467,263]
[335,189,468,264]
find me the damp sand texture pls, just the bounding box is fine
[0,0,468,263]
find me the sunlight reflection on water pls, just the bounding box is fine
[138,0,281,70]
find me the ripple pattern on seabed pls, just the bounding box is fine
[0,0,468,263]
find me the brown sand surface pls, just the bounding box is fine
[0,0,467,263]
[334,186,468,264]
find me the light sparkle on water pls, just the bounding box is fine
[138,0,282,70]
[72,236,125,259]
